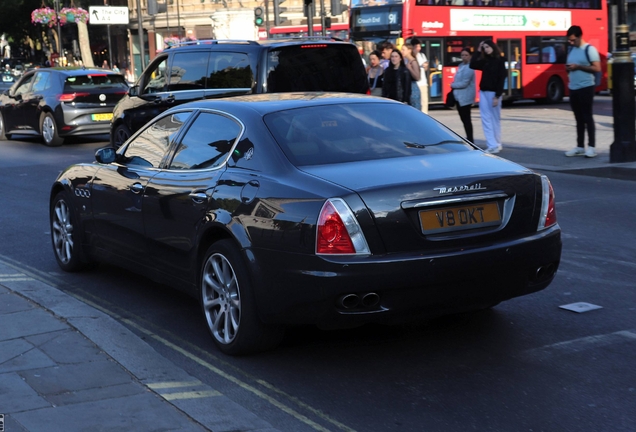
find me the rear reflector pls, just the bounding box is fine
[59,92,90,102]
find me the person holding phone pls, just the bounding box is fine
[470,40,507,154]
[564,25,600,158]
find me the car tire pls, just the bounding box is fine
[40,112,64,146]
[200,239,284,355]
[545,76,564,104]
[0,111,12,140]
[112,123,131,149]
[50,191,88,272]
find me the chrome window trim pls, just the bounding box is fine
[161,108,246,173]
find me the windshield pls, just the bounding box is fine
[64,74,129,91]
[264,102,473,166]
[266,44,368,94]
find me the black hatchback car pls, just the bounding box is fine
[51,94,561,355]
[0,67,128,146]
[110,38,369,148]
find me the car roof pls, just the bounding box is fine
[171,92,394,115]
[164,38,355,52]
[40,67,121,76]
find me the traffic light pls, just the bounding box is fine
[274,0,289,26]
[254,6,264,27]
[330,0,346,16]
[304,0,316,18]
[148,0,167,15]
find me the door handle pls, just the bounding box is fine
[129,183,144,194]
[189,191,208,203]
[164,95,175,104]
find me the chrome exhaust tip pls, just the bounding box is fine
[340,294,360,309]
[361,292,380,307]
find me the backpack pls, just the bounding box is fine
[584,44,602,87]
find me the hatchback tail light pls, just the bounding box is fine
[538,175,557,230]
[316,198,370,255]
[59,92,90,102]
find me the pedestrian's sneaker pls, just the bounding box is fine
[485,145,502,154]
[565,147,585,157]
[585,147,597,158]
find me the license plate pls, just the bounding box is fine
[419,202,501,234]
[91,113,113,121]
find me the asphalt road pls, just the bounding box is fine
[0,107,635,431]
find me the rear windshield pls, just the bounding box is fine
[64,74,128,91]
[266,44,369,94]
[264,102,473,166]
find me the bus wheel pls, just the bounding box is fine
[545,77,564,104]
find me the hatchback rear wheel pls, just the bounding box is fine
[41,112,64,146]
[0,111,12,140]
[200,240,284,355]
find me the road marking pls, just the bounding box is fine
[523,329,636,361]
[0,273,32,282]
[161,390,221,401]
[147,381,203,390]
[122,318,338,432]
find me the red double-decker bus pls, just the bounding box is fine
[268,23,349,40]
[350,0,608,104]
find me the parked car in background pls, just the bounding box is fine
[110,38,369,148]
[0,67,128,146]
[51,93,562,355]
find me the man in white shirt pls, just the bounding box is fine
[411,38,429,114]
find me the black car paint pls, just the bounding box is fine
[52,95,561,333]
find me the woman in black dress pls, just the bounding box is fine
[382,49,412,104]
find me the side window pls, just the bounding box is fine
[168,52,209,92]
[169,112,242,170]
[123,111,193,168]
[14,74,35,96]
[526,37,567,64]
[31,72,50,92]
[206,53,253,89]
[142,57,169,94]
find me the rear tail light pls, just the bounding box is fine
[538,175,557,230]
[316,198,370,255]
[301,44,327,49]
[59,92,90,102]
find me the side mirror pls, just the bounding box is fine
[128,85,139,97]
[95,147,117,164]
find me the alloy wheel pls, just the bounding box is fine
[42,115,56,144]
[52,198,74,265]
[201,252,241,345]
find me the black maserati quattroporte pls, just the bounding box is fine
[50,93,562,355]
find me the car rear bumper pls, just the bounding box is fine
[249,225,562,328]
[60,107,114,136]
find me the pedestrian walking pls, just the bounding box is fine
[411,38,429,114]
[367,50,384,97]
[470,40,507,154]
[102,60,110,69]
[401,43,422,110]
[450,47,476,143]
[382,49,412,104]
[564,25,600,158]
